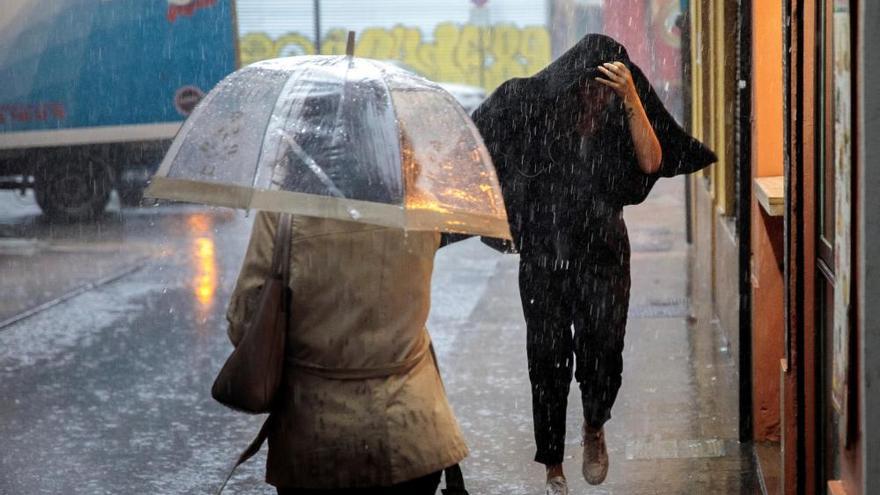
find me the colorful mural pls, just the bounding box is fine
[239,23,552,91]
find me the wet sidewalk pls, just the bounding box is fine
[436,176,761,494]
[0,179,761,494]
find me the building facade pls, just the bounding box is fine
[686,1,879,493]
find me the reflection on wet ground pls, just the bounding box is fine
[186,214,220,328]
[0,193,236,325]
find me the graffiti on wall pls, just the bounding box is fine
[240,23,551,91]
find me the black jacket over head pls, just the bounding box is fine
[473,34,717,253]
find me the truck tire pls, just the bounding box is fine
[117,184,145,207]
[116,165,153,207]
[34,159,112,220]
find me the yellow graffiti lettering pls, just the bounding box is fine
[355,27,396,60]
[239,24,552,91]
[410,31,440,77]
[273,33,315,57]
[396,27,430,75]
[453,25,484,86]
[239,32,274,66]
[432,23,462,82]
[320,29,349,55]
[520,26,552,75]
[485,24,528,90]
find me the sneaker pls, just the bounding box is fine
[545,475,569,495]
[582,424,609,485]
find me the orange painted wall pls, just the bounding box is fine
[752,1,785,177]
[750,0,786,442]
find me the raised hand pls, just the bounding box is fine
[596,62,662,174]
[595,62,639,110]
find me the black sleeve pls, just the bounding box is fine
[616,156,661,205]
[439,232,473,248]
[472,79,535,251]
[630,64,718,178]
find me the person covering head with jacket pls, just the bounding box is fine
[472,34,716,494]
[226,213,468,494]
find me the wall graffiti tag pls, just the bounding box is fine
[239,23,551,91]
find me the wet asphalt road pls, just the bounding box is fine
[0,181,760,494]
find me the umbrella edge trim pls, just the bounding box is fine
[144,176,251,209]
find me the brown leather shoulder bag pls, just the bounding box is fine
[212,213,291,414]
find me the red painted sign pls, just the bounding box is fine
[174,86,205,116]
[0,103,66,125]
[167,0,218,23]
[602,0,682,113]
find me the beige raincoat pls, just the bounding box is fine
[226,212,468,489]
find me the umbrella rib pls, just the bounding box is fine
[281,134,347,199]
[329,56,354,162]
[249,65,306,199]
[367,59,406,207]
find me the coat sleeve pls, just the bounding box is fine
[225,211,278,346]
[471,80,520,180]
[615,153,661,206]
[630,64,717,178]
[612,64,717,206]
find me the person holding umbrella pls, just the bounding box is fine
[226,211,466,494]
[472,34,716,494]
[145,45,510,494]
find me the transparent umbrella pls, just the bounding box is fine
[145,54,511,240]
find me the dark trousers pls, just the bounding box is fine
[519,256,630,466]
[276,470,442,495]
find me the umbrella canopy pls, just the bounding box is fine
[145,55,510,240]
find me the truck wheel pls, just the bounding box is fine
[34,160,112,220]
[117,185,145,207]
[116,166,152,207]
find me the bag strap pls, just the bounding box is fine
[429,344,470,495]
[271,213,292,282]
[278,213,292,315]
[216,213,291,495]
[441,463,468,495]
[215,417,272,495]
